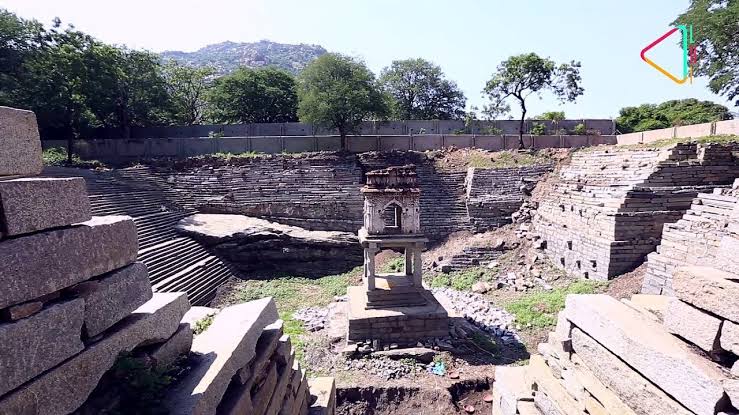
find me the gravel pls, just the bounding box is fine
[293,306,329,332]
[431,287,521,345]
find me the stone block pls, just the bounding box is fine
[0,215,138,309]
[1,300,43,320]
[0,107,42,177]
[568,356,636,415]
[493,365,533,415]
[0,177,91,237]
[164,297,279,415]
[673,266,739,323]
[664,298,723,353]
[0,292,189,415]
[571,328,697,415]
[528,355,583,413]
[68,262,153,337]
[149,323,193,368]
[629,294,670,315]
[721,320,739,355]
[565,294,727,415]
[724,379,739,409]
[0,299,85,396]
[308,377,335,415]
[182,306,218,327]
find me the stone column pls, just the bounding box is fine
[365,246,377,291]
[412,244,423,287]
[404,246,413,276]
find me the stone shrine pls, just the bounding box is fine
[347,165,449,344]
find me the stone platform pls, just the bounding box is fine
[346,286,449,344]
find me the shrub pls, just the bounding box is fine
[572,123,587,135]
[530,123,547,135]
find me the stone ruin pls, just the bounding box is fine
[533,144,739,281]
[347,165,449,345]
[0,106,336,415]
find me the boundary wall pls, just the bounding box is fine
[617,119,739,145]
[87,118,615,139]
[42,134,616,162]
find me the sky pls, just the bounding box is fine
[2,0,734,120]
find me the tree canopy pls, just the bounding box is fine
[163,61,214,125]
[379,58,466,120]
[0,9,171,143]
[616,99,732,133]
[297,53,387,149]
[208,67,298,124]
[533,111,566,121]
[482,53,583,148]
[675,1,739,107]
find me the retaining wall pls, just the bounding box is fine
[42,134,617,162]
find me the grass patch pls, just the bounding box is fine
[208,151,262,160]
[427,267,493,291]
[225,266,361,364]
[467,150,552,169]
[42,147,105,168]
[504,280,605,328]
[381,256,405,273]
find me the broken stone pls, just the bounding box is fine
[0,292,189,415]
[373,347,436,364]
[492,365,532,415]
[673,266,739,323]
[0,215,138,309]
[0,299,85,397]
[664,298,722,353]
[571,328,698,415]
[182,306,218,328]
[720,320,739,355]
[69,262,153,337]
[471,281,491,294]
[164,297,279,415]
[0,106,43,177]
[1,300,43,320]
[149,323,193,369]
[565,294,726,415]
[307,377,335,415]
[0,177,91,237]
[723,379,739,409]
[527,355,583,414]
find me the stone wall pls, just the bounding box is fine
[493,268,739,415]
[642,179,739,295]
[465,165,552,232]
[532,143,739,280]
[0,106,191,414]
[617,118,739,145]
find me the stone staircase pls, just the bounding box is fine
[444,246,504,272]
[534,143,739,280]
[417,168,473,239]
[42,166,237,305]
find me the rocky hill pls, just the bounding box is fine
[160,40,327,75]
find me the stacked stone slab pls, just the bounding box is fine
[533,143,739,281]
[493,288,739,415]
[165,297,336,415]
[642,179,739,295]
[465,165,552,232]
[0,106,191,414]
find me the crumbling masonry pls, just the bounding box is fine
[533,143,739,280]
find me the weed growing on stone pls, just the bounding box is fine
[504,280,605,328]
[193,314,214,335]
[210,151,262,160]
[381,256,405,273]
[469,331,499,355]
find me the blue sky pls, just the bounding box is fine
[3,0,733,119]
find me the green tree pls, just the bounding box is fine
[616,99,731,133]
[534,111,566,121]
[163,61,214,125]
[298,53,387,149]
[675,1,739,107]
[483,53,583,148]
[379,58,466,120]
[208,67,298,124]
